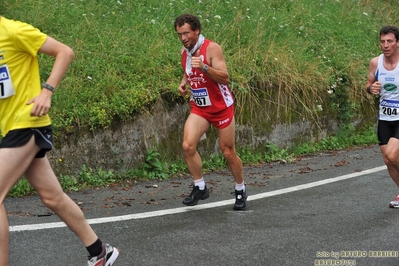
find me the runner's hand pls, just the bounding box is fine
[26,90,52,117]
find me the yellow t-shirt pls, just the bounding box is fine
[0,17,51,137]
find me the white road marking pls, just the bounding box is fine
[9,166,387,232]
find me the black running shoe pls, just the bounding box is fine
[233,189,247,210]
[182,185,209,206]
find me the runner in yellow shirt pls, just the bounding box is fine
[0,16,119,266]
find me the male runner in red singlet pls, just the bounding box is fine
[174,14,247,210]
[366,26,399,208]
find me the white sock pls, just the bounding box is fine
[194,178,205,190]
[235,182,245,191]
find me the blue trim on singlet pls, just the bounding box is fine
[375,68,379,81]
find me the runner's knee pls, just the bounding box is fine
[182,141,196,155]
[40,191,66,210]
[221,147,236,161]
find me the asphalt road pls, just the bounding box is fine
[5,145,399,266]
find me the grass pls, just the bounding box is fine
[4,0,396,131]
[3,0,394,196]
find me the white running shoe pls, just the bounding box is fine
[389,194,399,208]
[88,243,119,266]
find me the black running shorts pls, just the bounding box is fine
[0,126,53,158]
[377,120,399,146]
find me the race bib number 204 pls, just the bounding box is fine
[380,99,399,116]
[0,65,15,99]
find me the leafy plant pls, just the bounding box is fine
[78,165,116,187]
[202,154,227,172]
[130,148,170,180]
[58,174,79,192]
[8,179,34,197]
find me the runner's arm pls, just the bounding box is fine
[366,57,380,95]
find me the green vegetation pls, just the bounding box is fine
[4,0,395,131]
[3,0,393,196]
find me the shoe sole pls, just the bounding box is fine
[233,203,247,211]
[182,193,210,206]
[234,196,248,210]
[106,248,120,266]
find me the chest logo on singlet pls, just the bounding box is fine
[188,73,207,88]
[384,83,397,92]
